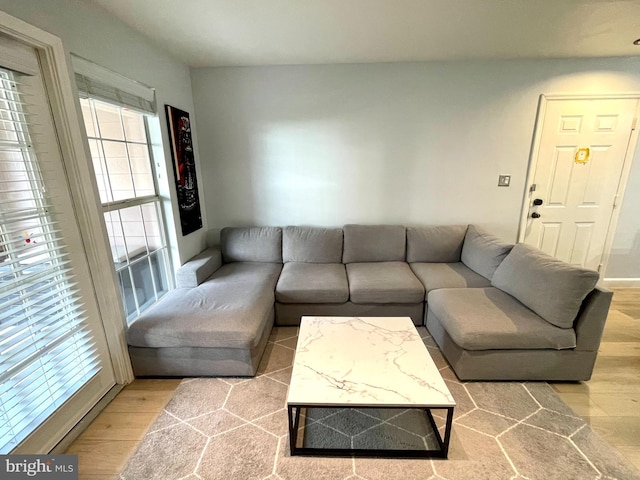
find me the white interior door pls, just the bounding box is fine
[522,97,638,270]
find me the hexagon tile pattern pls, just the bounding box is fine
[121,327,640,480]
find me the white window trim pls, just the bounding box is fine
[80,98,175,321]
[0,11,134,384]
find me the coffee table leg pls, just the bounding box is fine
[442,407,454,458]
[288,405,302,456]
[426,407,455,458]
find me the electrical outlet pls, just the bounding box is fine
[498,175,511,187]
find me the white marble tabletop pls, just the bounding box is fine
[287,316,455,408]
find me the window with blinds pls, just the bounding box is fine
[73,57,172,322]
[0,67,101,453]
[78,98,171,321]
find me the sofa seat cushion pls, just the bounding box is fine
[276,262,349,304]
[127,262,282,350]
[410,262,491,299]
[346,262,425,304]
[428,287,576,350]
[492,243,599,329]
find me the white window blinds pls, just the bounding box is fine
[72,54,156,114]
[0,67,101,452]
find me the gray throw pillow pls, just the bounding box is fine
[461,225,513,280]
[491,243,599,329]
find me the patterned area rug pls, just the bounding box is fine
[121,327,640,480]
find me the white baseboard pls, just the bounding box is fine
[602,278,640,288]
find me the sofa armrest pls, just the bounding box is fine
[176,247,222,288]
[574,286,613,351]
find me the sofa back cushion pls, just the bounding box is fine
[492,243,599,329]
[220,226,282,263]
[406,225,468,263]
[343,224,406,263]
[283,226,343,263]
[461,225,513,279]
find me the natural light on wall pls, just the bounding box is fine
[256,124,356,225]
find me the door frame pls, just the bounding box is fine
[518,93,640,278]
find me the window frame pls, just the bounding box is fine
[79,97,174,321]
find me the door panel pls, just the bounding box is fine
[539,223,562,255]
[524,98,638,270]
[570,223,594,266]
[548,147,575,205]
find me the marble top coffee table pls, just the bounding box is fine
[287,316,456,458]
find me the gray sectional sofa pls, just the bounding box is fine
[126,224,612,381]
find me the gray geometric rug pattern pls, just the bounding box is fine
[121,327,640,480]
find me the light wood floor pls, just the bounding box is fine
[64,288,640,478]
[552,288,640,470]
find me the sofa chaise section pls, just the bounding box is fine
[127,227,283,377]
[426,243,610,381]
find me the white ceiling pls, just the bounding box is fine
[89,0,640,68]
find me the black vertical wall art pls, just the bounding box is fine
[165,105,202,236]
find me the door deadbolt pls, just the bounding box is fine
[533,198,543,206]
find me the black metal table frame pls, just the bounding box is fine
[287,404,455,458]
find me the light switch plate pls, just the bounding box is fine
[498,175,511,187]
